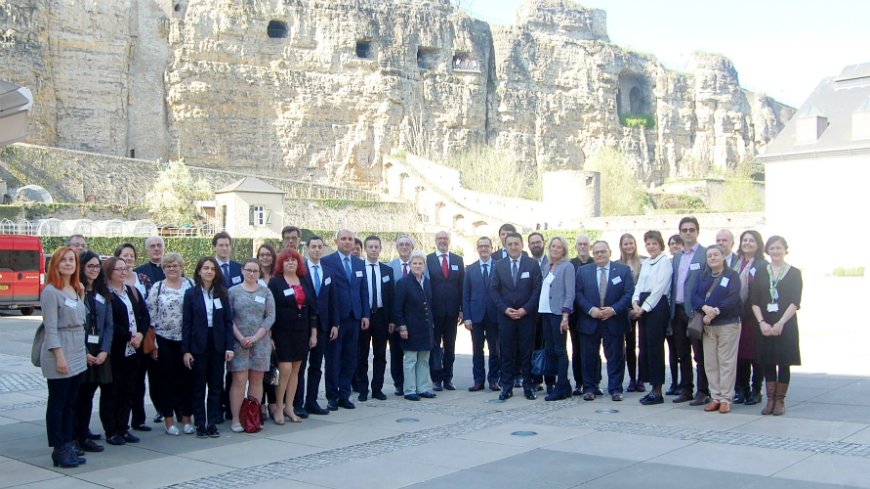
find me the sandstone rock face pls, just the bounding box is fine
[0,0,794,189]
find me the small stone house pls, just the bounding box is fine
[214,177,285,239]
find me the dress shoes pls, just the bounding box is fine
[121,432,140,443]
[611,392,624,402]
[71,441,85,456]
[719,402,731,414]
[418,391,437,399]
[689,392,712,406]
[106,435,126,446]
[572,387,583,397]
[132,424,152,432]
[583,392,596,401]
[304,402,330,415]
[432,382,443,391]
[733,388,747,404]
[86,429,102,440]
[196,426,208,438]
[489,382,500,392]
[468,382,485,392]
[443,382,456,391]
[293,407,309,419]
[394,388,404,396]
[337,399,356,409]
[327,399,339,411]
[627,380,637,392]
[704,401,721,412]
[358,392,369,402]
[153,413,164,423]
[635,383,646,392]
[80,438,104,452]
[372,390,387,400]
[524,388,537,400]
[665,383,681,396]
[639,393,664,405]
[672,390,693,403]
[546,384,554,395]
[404,394,421,401]
[744,390,762,406]
[498,389,513,401]
[207,424,220,438]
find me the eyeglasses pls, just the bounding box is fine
[397,242,412,247]
[163,264,181,270]
[242,268,260,274]
[680,227,697,233]
[114,267,129,273]
[85,264,102,271]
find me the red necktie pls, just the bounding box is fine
[441,254,449,278]
[402,263,408,277]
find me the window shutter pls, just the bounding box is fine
[266,209,272,224]
[248,205,255,225]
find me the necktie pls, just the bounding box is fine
[511,260,518,285]
[482,263,489,286]
[599,267,607,307]
[370,264,378,309]
[441,254,449,278]
[344,257,352,283]
[221,263,229,283]
[313,265,321,297]
[402,262,408,277]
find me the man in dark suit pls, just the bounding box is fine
[492,224,518,262]
[568,234,597,396]
[212,232,242,288]
[575,240,635,401]
[293,235,340,418]
[355,236,395,401]
[671,217,709,405]
[134,236,166,295]
[463,237,501,392]
[321,229,370,410]
[490,232,543,401]
[426,231,464,391]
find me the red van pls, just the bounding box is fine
[0,235,45,315]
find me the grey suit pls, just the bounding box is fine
[670,244,708,395]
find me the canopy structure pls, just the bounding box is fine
[0,80,33,147]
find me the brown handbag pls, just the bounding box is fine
[686,276,718,340]
[143,327,157,354]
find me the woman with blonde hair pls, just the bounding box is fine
[618,233,646,393]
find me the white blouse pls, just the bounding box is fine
[632,254,673,312]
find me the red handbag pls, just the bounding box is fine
[240,396,262,433]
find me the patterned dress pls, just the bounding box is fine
[228,284,276,372]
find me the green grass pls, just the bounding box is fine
[619,113,655,128]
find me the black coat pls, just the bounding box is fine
[426,252,464,318]
[109,285,150,358]
[392,275,434,352]
[182,286,234,355]
[268,276,318,332]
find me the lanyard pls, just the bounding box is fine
[767,264,788,302]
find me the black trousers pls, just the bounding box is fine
[132,348,160,426]
[74,380,112,443]
[672,306,708,394]
[498,317,535,390]
[192,330,225,428]
[105,353,138,437]
[354,309,389,394]
[157,336,193,419]
[389,329,404,391]
[736,358,763,393]
[295,328,328,408]
[638,295,670,386]
[541,314,569,384]
[666,332,680,386]
[429,316,458,385]
[46,373,84,448]
[581,323,626,394]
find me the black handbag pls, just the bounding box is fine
[264,351,280,386]
[531,348,555,377]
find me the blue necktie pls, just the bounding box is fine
[221,263,229,285]
[344,257,352,283]
[313,265,321,297]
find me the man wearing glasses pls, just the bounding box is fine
[670,216,710,405]
[282,226,301,252]
[135,236,167,292]
[385,235,426,395]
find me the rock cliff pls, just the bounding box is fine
[0,0,794,189]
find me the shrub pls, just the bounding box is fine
[619,113,655,128]
[446,145,542,201]
[584,147,651,216]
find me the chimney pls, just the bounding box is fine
[794,103,828,144]
[853,96,870,140]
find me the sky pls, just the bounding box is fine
[456,0,870,108]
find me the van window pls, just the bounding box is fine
[0,251,40,272]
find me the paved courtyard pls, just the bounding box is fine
[0,277,868,489]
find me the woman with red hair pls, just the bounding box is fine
[40,247,88,468]
[267,249,317,424]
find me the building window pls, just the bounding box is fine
[267,20,288,39]
[249,205,265,226]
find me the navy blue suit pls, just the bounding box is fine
[489,255,543,390]
[295,260,340,410]
[463,260,500,384]
[426,252,464,386]
[320,251,370,402]
[575,262,635,395]
[216,260,243,289]
[182,286,233,428]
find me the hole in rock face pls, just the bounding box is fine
[417,47,440,70]
[356,41,372,59]
[267,20,288,39]
[174,3,181,12]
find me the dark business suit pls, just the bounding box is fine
[426,252,464,386]
[670,244,708,395]
[321,251,370,402]
[294,261,340,411]
[216,260,243,288]
[463,259,500,385]
[105,285,150,438]
[575,262,635,394]
[182,286,233,428]
[134,262,166,295]
[354,262,395,395]
[568,257,597,390]
[489,255,543,391]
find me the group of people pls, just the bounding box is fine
[38,219,802,468]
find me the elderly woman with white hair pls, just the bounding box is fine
[392,250,437,401]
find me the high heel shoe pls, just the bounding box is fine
[283,409,302,423]
[51,446,78,468]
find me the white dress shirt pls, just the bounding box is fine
[364,260,383,309]
[632,254,673,312]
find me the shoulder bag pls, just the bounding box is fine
[687,277,718,340]
[240,396,262,433]
[30,322,45,367]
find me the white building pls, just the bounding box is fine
[214,177,285,239]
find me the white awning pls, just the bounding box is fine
[0,80,33,147]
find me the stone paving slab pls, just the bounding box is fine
[378,437,531,470]
[288,455,457,489]
[772,453,870,489]
[470,451,636,487]
[649,441,812,476]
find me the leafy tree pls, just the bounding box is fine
[447,145,541,200]
[584,147,651,216]
[146,159,213,225]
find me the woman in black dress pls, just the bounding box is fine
[750,236,801,416]
[732,230,767,406]
[268,248,317,424]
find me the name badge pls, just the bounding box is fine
[451,265,459,271]
[612,276,622,285]
[719,277,730,287]
[324,277,332,286]
[382,276,390,283]
[232,276,242,284]
[355,270,363,278]
[750,267,757,277]
[213,298,223,309]
[767,303,779,313]
[520,272,530,279]
[284,288,295,297]
[87,335,100,345]
[255,295,266,304]
[94,293,106,304]
[690,263,701,271]
[64,298,77,309]
[543,274,556,285]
